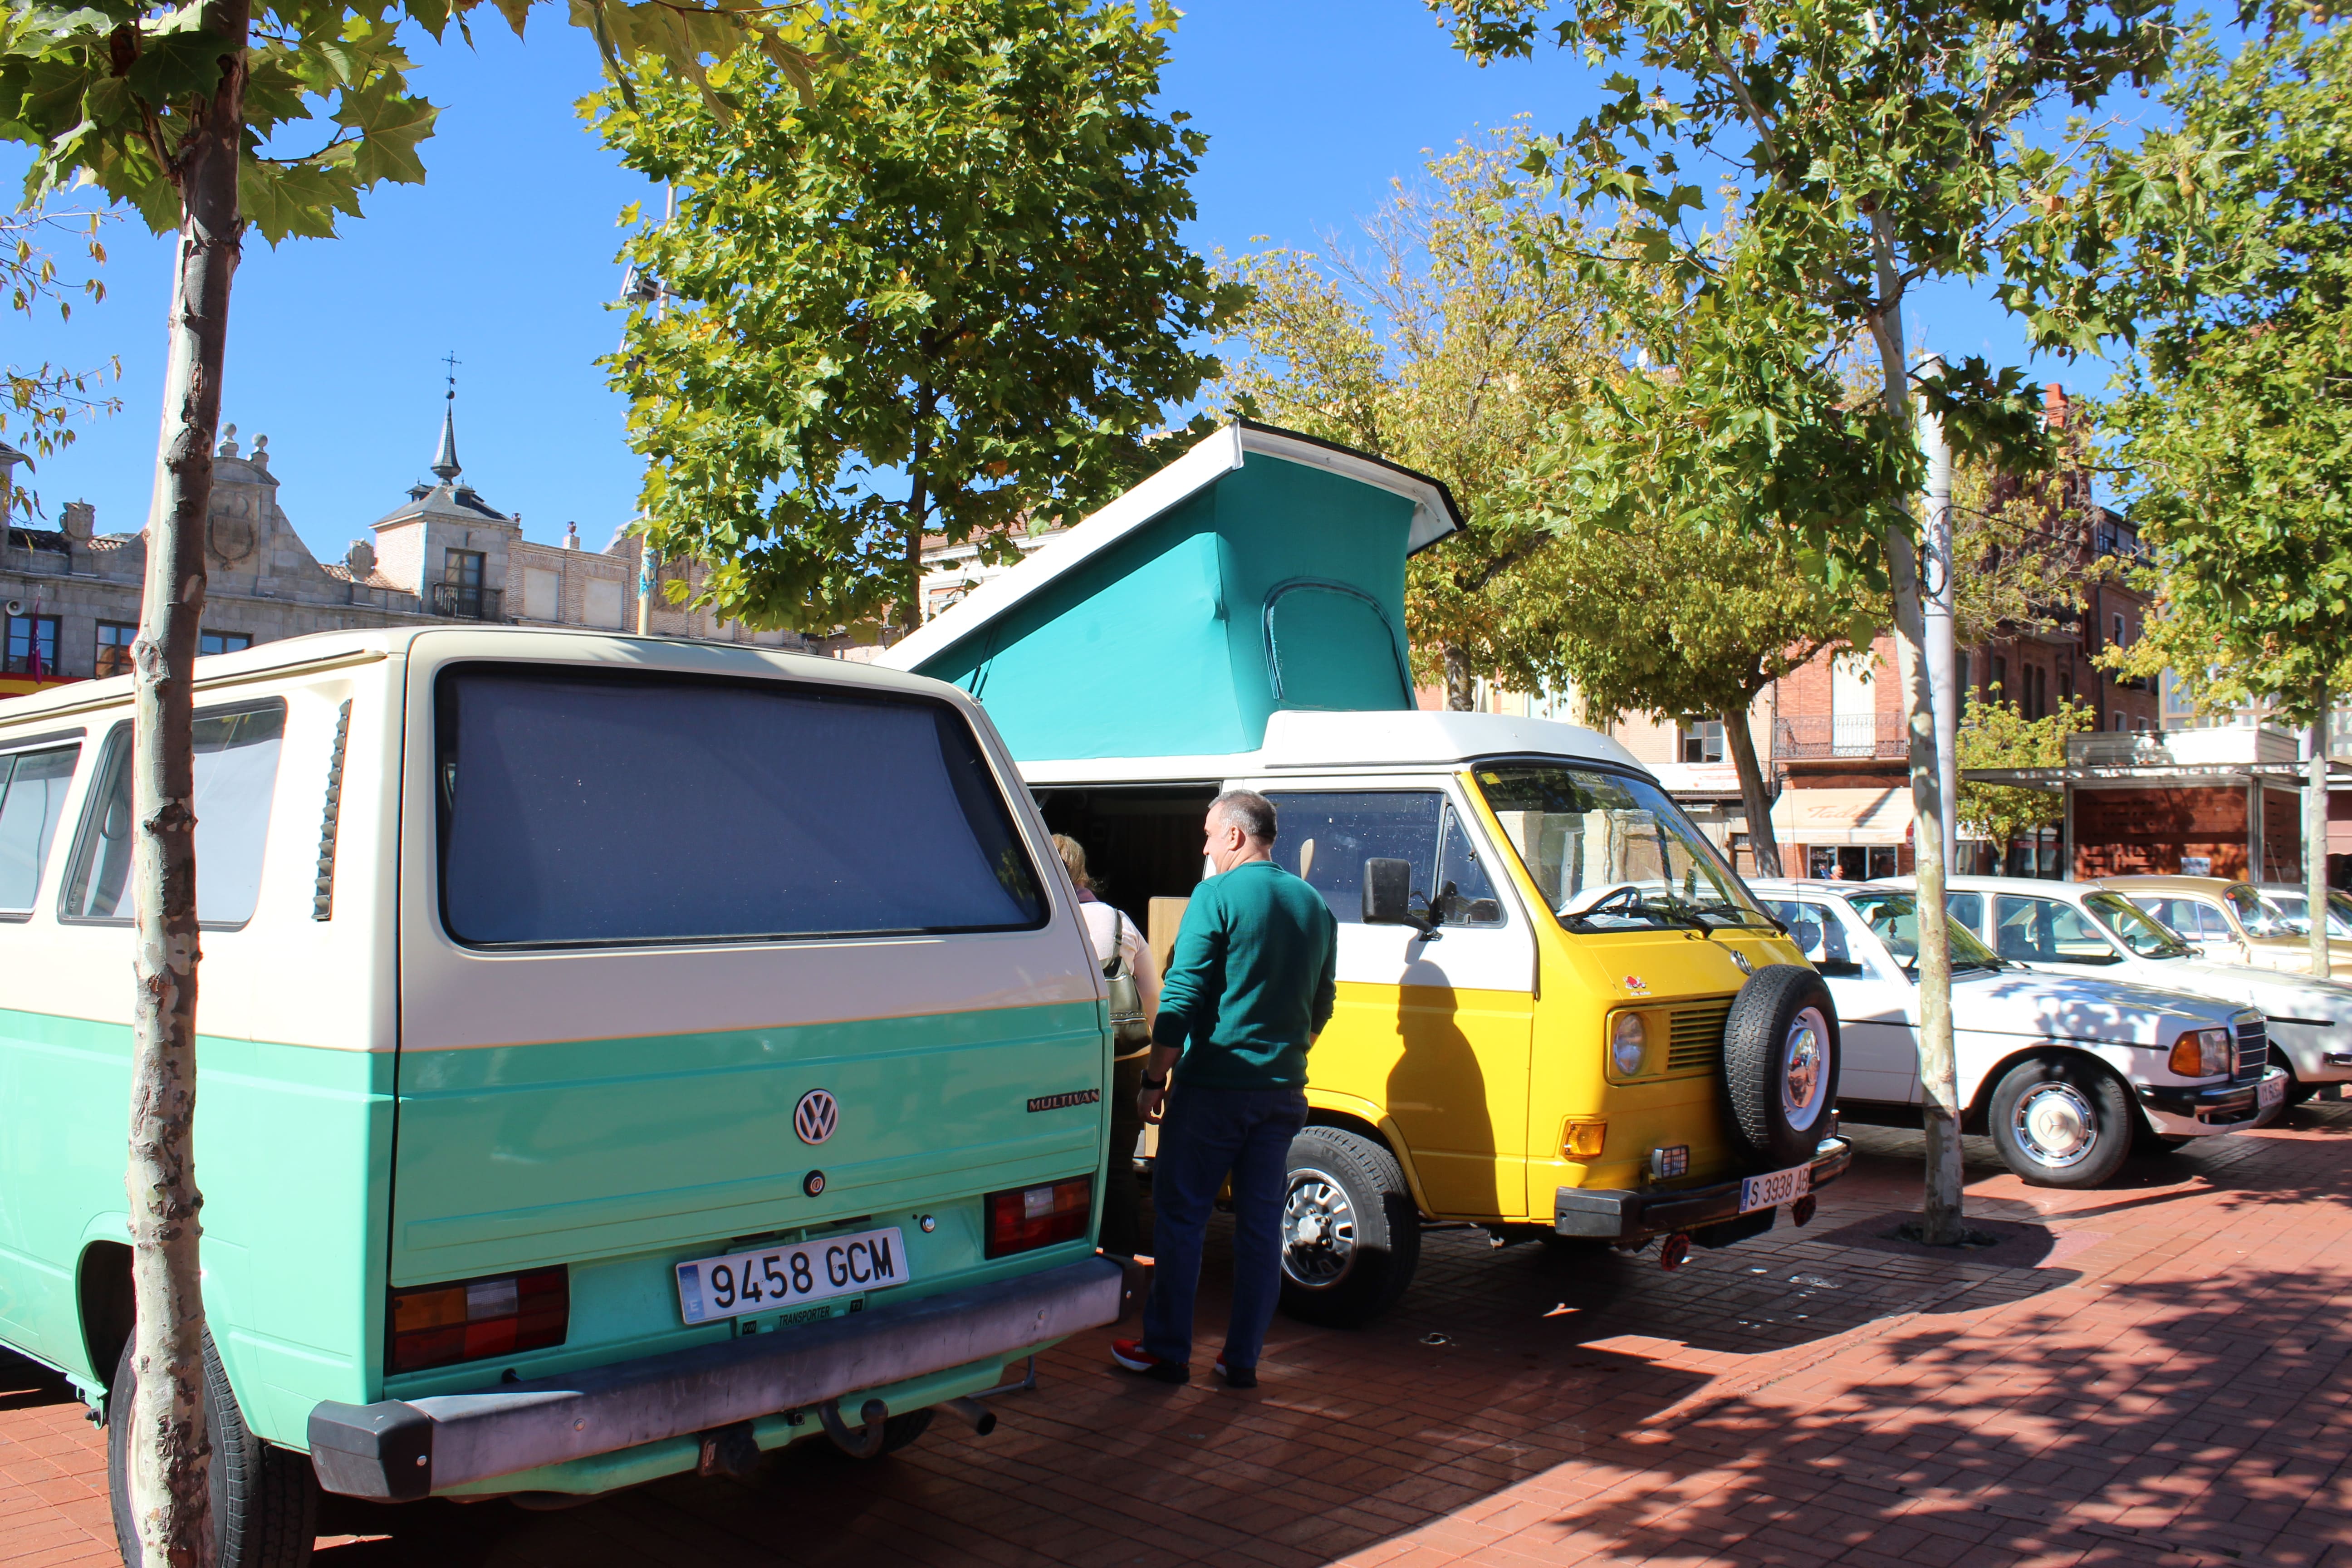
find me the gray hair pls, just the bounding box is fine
[1211,789,1277,845]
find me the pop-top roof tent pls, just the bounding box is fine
[880,421,1465,762]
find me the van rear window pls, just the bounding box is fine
[434,666,1048,947]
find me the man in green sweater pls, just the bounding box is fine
[1111,790,1337,1389]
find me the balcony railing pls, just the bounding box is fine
[1774,714,1906,761]
[430,583,504,621]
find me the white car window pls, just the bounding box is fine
[1992,895,2125,966]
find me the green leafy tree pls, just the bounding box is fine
[0,0,807,1558]
[2034,20,2352,975]
[598,0,1245,633]
[1213,127,1610,709]
[3,209,120,519]
[1955,693,2094,854]
[1437,0,2168,1242]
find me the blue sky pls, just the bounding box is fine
[5,0,2071,564]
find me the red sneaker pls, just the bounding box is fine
[1213,1355,1257,1389]
[1110,1338,1190,1384]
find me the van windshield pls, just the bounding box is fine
[1470,762,1773,932]
[436,666,1047,947]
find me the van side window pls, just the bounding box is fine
[0,744,78,912]
[433,667,1046,946]
[1945,891,1983,933]
[61,704,286,927]
[1264,792,1501,926]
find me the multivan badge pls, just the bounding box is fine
[794,1088,838,1146]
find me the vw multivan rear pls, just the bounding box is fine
[0,627,1126,1554]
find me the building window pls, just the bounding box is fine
[2112,611,2127,647]
[4,614,60,676]
[200,631,252,657]
[1991,654,2008,703]
[95,622,137,679]
[2058,673,2072,709]
[1678,716,1725,764]
[1957,650,1972,713]
[2112,710,2125,731]
[435,548,491,619]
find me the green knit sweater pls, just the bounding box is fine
[1152,860,1338,1090]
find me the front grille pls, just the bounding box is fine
[2235,1014,2268,1081]
[1666,1004,1732,1073]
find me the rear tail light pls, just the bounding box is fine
[389,1267,568,1374]
[984,1178,1093,1258]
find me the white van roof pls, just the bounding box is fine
[1020,708,1643,785]
[0,625,954,733]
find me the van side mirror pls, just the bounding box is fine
[1363,858,1413,924]
[1363,859,1439,937]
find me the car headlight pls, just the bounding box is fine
[1611,1013,1648,1077]
[2168,1027,2231,1078]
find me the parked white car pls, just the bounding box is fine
[1749,880,2286,1187]
[1896,875,2352,1108]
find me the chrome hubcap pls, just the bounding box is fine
[1281,1168,1357,1288]
[1782,1007,1829,1132]
[2014,1083,2098,1167]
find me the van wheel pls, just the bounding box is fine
[1988,1058,2132,1188]
[1277,1128,1419,1328]
[108,1329,317,1568]
[1722,966,1841,1168]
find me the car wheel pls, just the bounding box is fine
[1721,966,1842,1169]
[109,1329,317,1568]
[1277,1127,1420,1328]
[1988,1057,2133,1188]
[2274,1049,2317,1107]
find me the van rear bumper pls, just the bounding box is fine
[308,1254,1131,1502]
[1553,1137,1852,1245]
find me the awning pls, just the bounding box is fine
[1771,786,1912,848]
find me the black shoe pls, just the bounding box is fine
[1214,1355,1256,1389]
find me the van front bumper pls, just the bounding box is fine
[1553,1137,1852,1245]
[307,1254,1132,1502]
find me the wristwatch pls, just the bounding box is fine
[1142,1074,1168,1090]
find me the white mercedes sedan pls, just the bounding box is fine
[1749,880,2286,1187]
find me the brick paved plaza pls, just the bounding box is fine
[8,1112,2352,1568]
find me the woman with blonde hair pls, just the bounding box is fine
[1054,833,1159,1257]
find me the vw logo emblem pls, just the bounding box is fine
[1729,949,1754,976]
[794,1089,838,1146]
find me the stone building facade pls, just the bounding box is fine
[0,400,822,698]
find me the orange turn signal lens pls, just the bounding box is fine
[1561,1121,1607,1160]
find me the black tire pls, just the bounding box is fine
[1277,1127,1420,1328]
[1987,1056,2134,1188]
[2276,1049,2318,1107]
[1720,965,1841,1169]
[109,1330,316,1568]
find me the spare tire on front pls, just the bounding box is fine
[1721,965,1841,1168]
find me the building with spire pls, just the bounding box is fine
[0,376,822,695]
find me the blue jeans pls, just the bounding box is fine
[1142,1083,1308,1370]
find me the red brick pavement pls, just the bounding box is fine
[14,1108,2352,1567]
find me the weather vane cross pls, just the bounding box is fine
[441,351,461,399]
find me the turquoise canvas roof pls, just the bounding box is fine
[881,421,1464,763]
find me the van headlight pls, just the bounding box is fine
[2168,1027,2231,1078]
[1611,1013,1648,1076]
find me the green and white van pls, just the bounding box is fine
[0,627,1129,1560]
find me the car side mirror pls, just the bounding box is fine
[1814,958,1865,978]
[1362,858,1437,936]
